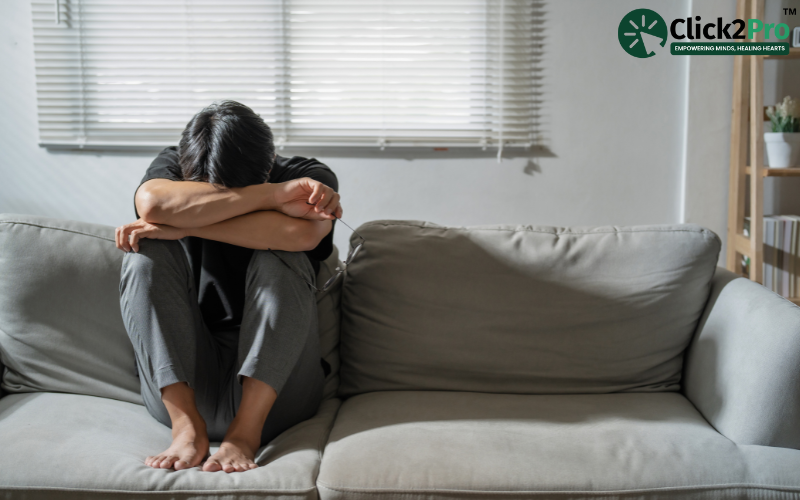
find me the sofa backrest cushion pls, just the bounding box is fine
[0,214,343,403]
[338,220,721,398]
[315,245,343,401]
[0,215,142,404]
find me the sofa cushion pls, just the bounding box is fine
[315,244,343,401]
[0,392,340,500]
[0,215,142,404]
[0,214,343,403]
[338,221,721,397]
[317,391,800,500]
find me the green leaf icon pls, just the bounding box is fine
[618,9,667,58]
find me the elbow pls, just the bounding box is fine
[134,187,165,223]
[297,229,323,252]
[290,220,329,252]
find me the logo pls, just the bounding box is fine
[619,9,793,58]
[618,9,667,58]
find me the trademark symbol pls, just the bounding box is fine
[784,8,796,15]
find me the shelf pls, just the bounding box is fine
[727,1,800,287]
[745,166,800,176]
[764,47,800,59]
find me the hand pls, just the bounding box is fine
[115,218,186,253]
[271,177,343,221]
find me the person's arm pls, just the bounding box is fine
[134,178,272,229]
[135,176,342,229]
[186,211,332,252]
[118,176,342,252]
[116,210,333,253]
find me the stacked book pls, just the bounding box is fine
[744,215,800,298]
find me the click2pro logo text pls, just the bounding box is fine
[670,16,792,41]
[618,8,793,58]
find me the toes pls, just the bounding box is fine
[203,459,222,472]
[174,459,191,471]
[248,463,258,470]
[175,451,201,470]
[233,463,246,472]
[159,456,177,469]
[222,463,236,473]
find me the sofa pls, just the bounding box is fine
[0,213,799,500]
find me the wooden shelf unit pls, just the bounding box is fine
[726,0,800,305]
[744,166,800,176]
[764,47,800,60]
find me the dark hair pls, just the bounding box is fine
[178,100,275,188]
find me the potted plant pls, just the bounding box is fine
[765,95,800,168]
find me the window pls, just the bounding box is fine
[32,0,538,154]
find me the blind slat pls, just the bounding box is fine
[33,0,538,151]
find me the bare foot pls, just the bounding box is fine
[202,436,259,473]
[202,376,275,473]
[145,414,209,470]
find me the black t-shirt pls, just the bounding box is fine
[134,146,338,332]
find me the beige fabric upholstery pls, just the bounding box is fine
[339,220,721,398]
[0,215,142,404]
[0,392,340,500]
[315,245,343,401]
[685,267,800,449]
[317,391,800,500]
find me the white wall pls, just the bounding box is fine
[0,0,748,257]
[682,0,736,262]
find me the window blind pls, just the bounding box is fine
[32,0,538,154]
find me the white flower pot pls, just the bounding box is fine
[764,132,800,168]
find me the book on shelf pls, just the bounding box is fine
[743,215,800,298]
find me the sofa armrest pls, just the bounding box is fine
[684,266,800,449]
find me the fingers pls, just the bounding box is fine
[129,228,153,254]
[295,178,342,221]
[302,178,341,220]
[116,224,133,252]
[307,180,323,205]
[117,219,150,252]
[129,229,139,253]
[317,191,340,217]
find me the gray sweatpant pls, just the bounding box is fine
[119,239,324,445]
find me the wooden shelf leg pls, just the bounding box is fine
[726,0,751,275]
[749,0,765,284]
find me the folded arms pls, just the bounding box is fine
[116,177,342,253]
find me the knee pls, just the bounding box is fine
[248,250,315,286]
[121,239,185,276]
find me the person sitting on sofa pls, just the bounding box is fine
[114,100,341,473]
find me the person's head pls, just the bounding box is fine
[179,100,275,188]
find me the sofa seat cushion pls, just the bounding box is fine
[0,392,340,500]
[317,391,800,500]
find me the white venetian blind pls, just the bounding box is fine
[32,0,538,153]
